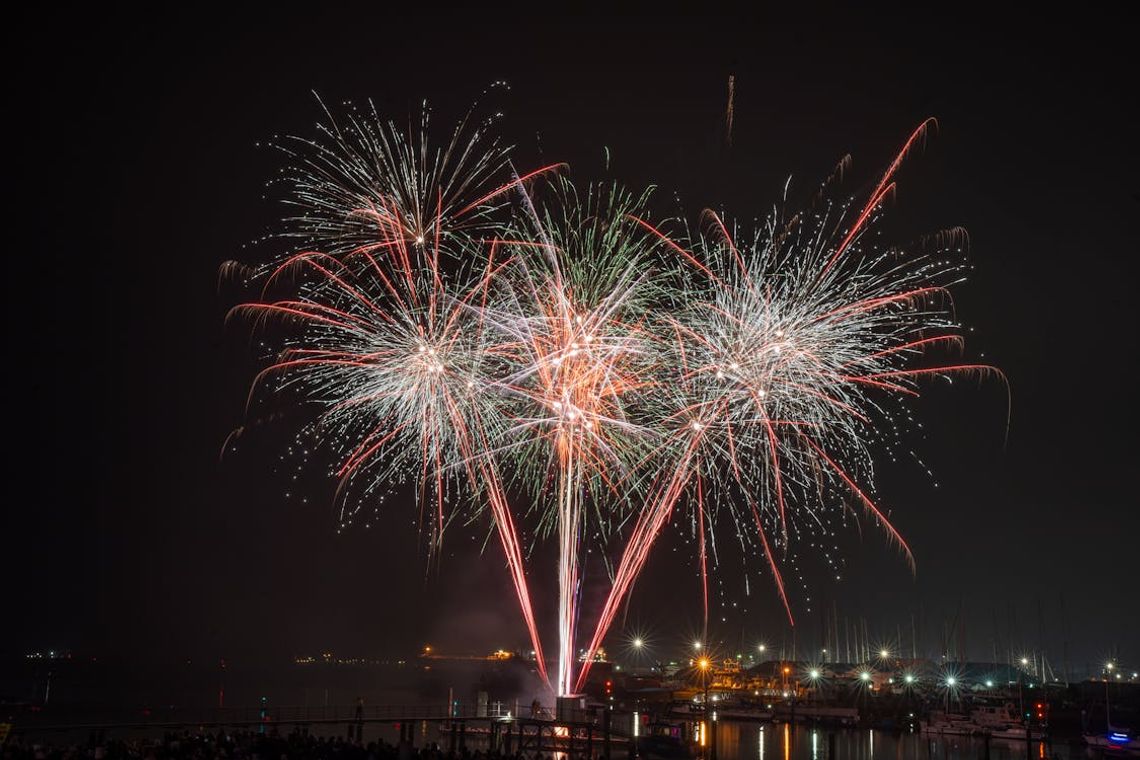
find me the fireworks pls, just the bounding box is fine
[475,180,663,696]
[228,102,1003,696]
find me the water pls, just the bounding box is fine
[709,723,1103,760]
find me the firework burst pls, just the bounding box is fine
[228,103,1003,697]
[271,90,562,256]
[572,122,1005,690]
[473,179,666,695]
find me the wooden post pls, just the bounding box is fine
[710,711,717,760]
[603,709,612,760]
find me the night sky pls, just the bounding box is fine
[9,9,1137,672]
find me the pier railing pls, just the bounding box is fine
[12,702,636,738]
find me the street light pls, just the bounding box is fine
[945,676,956,713]
[1105,662,1116,727]
[698,657,712,741]
[694,640,703,651]
[633,638,643,649]
[905,674,915,685]
[880,648,890,660]
[758,644,767,653]
[807,669,821,706]
[860,672,871,682]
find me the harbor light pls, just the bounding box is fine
[985,680,994,688]
[694,640,702,650]
[880,648,890,659]
[809,669,820,679]
[946,676,957,687]
[905,674,915,684]
[1020,657,1029,666]
[758,644,767,653]
[633,638,643,649]
[698,657,711,671]
[1106,662,1115,671]
[860,671,871,681]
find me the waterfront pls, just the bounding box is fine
[712,723,1101,760]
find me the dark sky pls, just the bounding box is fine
[9,8,1137,673]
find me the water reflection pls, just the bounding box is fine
[713,722,1105,760]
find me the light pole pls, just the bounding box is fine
[698,657,712,758]
[699,657,711,707]
[1106,662,1115,728]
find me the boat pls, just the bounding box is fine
[920,711,984,736]
[971,703,1033,741]
[639,720,693,760]
[989,726,1029,741]
[1084,673,1139,753]
[1083,726,1140,755]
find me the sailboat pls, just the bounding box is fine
[1084,672,1140,754]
